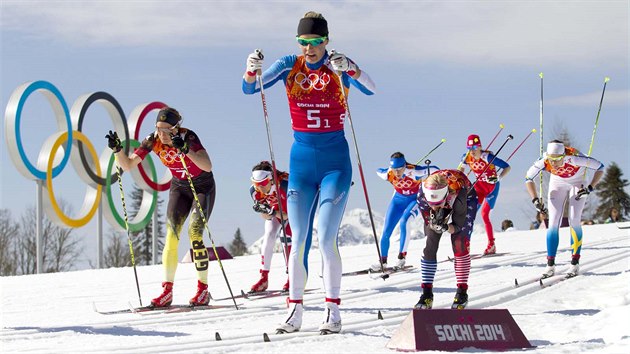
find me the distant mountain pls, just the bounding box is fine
[247,208,427,255]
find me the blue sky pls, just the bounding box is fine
[1,1,628,268]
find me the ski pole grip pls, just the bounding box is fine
[255,49,264,76]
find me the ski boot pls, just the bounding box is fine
[395,252,407,269]
[190,280,210,306]
[150,282,173,308]
[370,257,388,272]
[451,287,468,309]
[414,286,434,309]
[276,300,303,334]
[567,257,580,277]
[483,242,496,255]
[542,257,556,278]
[319,299,342,334]
[282,277,290,292]
[250,269,269,293]
[542,265,556,278]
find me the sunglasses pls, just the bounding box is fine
[253,178,271,187]
[296,36,327,47]
[547,155,565,161]
[156,126,177,133]
[467,145,480,150]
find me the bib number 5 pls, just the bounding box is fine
[306,109,331,129]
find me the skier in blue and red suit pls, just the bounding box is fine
[242,11,375,334]
[458,134,511,255]
[372,152,438,271]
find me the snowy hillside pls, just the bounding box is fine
[1,223,629,353]
[248,208,426,254]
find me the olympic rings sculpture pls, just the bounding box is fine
[4,80,171,231]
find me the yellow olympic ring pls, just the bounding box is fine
[44,131,102,227]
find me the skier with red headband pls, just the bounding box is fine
[458,134,511,255]
[414,169,478,310]
[248,161,291,293]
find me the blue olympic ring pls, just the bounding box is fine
[7,81,73,180]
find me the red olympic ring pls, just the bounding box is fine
[127,101,172,192]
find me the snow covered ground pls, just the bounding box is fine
[1,223,629,353]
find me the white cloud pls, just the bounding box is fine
[0,1,310,46]
[547,89,629,106]
[1,1,628,68]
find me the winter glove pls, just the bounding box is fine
[246,49,264,76]
[329,50,357,75]
[430,220,449,233]
[486,175,499,183]
[575,185,594,200]
[429,208,449,233]
[105,130,122,153]
[171,134,189,154]
[532,197,548,214]
[253,202,273,215]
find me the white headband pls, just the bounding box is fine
[251,170,272,182]
[423,184,449,205]
[546,142,565,155]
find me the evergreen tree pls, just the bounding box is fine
[594,162,630,221]
[229,228,248,256]
[128,184,165,265]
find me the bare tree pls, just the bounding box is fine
[0,209,20,276]
[16,205,83,274]
[103,230,132,268]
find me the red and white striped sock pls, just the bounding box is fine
[454,254,471,286]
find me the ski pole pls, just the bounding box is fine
[332,58,388,280]
[113,156,143,307]
[414,138,446,165]
[178,155,239,310]
[582,77,610,176]
[485,123,505,151]
[469,135,513,192]
[506,129,537,162]
[538,72,544,203]
[255,49,290,272]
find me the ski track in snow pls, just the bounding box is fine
[1,225,629,353]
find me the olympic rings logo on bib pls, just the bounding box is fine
[471,161,487,171]
[394,179,415,189]
[159,149,180,165]
[294,72,331,91]
[4,80,168,231]
[551,165,578,177]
